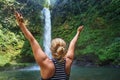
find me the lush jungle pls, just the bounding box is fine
[0,0,120,69]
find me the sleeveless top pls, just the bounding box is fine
[41,59,70,80]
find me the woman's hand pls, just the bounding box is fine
[77,25,84,33]
[15,11,24,24]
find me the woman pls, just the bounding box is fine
[15,11,83,80]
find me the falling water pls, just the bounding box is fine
[41,1,52,59]
[20,0,52,71]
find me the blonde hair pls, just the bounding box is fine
[50,38,67,61]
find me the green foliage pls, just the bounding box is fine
[0,0,120,67]
[0,29,24,66]
[98,41,120,61]
[43,0,50,8]
[52,0,120,66]
[0,0,43,66]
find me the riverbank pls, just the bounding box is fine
[74,59,120,68]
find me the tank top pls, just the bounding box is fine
[41,59,70,80]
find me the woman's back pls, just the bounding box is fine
[41,58,70,80]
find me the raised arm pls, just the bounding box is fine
[14,11,48,66]
[65,26,83,61]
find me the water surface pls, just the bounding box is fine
[0,65,120,80]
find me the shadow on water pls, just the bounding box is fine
[70,65,120,80]
[0,65,120,80]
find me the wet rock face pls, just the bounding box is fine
[75,54,99,67]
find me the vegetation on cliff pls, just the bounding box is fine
[0,0,120,67]
[51,0,120,66]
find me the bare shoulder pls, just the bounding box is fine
[40,58,55,79]
[65,57,73,66]
[41,58,54,68]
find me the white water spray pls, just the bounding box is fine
[42,0,52,58]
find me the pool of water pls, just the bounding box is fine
[0,65,120,80]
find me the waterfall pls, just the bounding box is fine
[42,1,52,59]
[42,8,52,58]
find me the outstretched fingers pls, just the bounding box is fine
[14,11,24,23]
[15,11,20,18]
[77,25,84,32]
